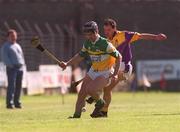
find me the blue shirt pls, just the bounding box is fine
[1,41,25,69]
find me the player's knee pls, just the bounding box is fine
[104,87,112,94]
[85,86,94,96]
[118,72,125,80]
[106,81,117,91]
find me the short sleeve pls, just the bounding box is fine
[106,42,120,58]
[129,32,141,43]
[79,45,87,58]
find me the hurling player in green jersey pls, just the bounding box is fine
[59,21,122,118]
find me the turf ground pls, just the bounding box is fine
[0,92,180,132]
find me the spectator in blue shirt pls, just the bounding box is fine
[1,29,25,109]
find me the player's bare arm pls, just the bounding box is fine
[67,53,84,67]
[139,33,167,41]
[109,54,122,78]
[59,53,84,70]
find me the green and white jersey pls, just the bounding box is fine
[79,35,120,71]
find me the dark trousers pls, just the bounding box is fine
[6,67,23,106]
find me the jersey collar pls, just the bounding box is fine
[92,34,100,44]
[108,31,117,41]
[113,31,118,38]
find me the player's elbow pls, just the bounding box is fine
[116,53,122,62]
[118,53,122,61]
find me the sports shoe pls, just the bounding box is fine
[100,111,108,117]
[6,105,14,109]
[15,105,22,109]
[68,113,81,119]
[90,99,105,118]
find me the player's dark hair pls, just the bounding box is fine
[104,18,117,29]
[7,29,17,37]
[83,21,98,33]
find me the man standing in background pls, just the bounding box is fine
[1,29,25,109]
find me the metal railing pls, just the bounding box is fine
[0,20,80,71]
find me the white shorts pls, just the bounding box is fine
[119,62,133,80]
[87,68,113,80]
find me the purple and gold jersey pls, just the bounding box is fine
[109,31,141,64]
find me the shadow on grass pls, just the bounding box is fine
[152,113,180,116]
[134,113,180,116]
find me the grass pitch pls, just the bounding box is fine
[1,92,180,132]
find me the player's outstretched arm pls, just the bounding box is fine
[67,53,84,66]
[59,53,84,70]
[139,33,167,41]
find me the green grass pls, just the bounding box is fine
[1,92,180,132]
